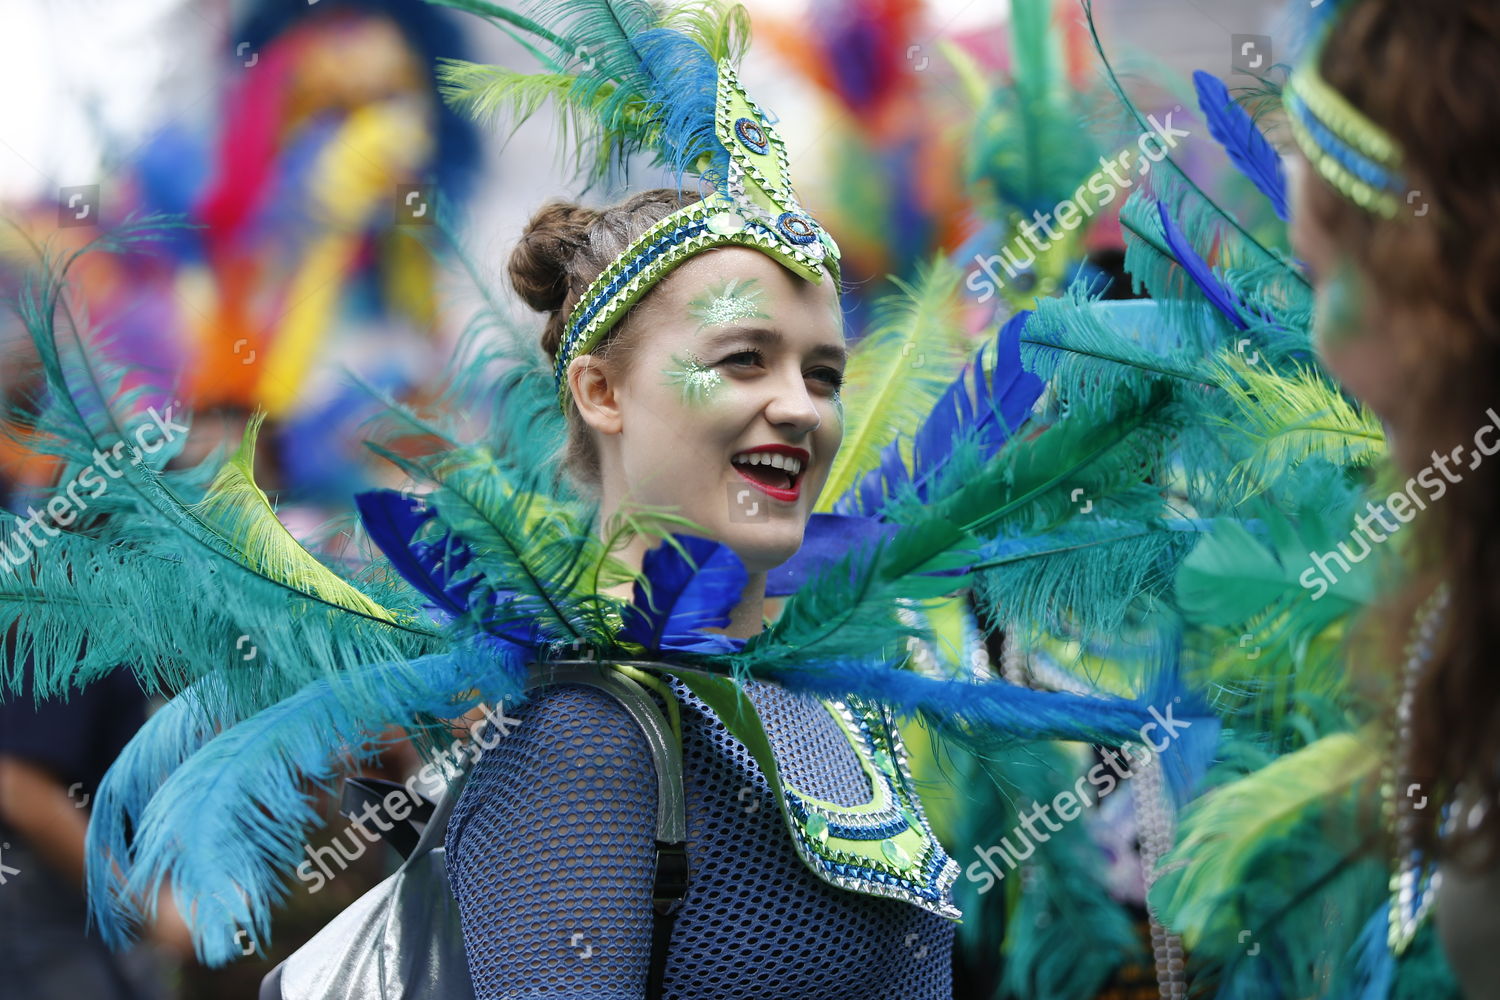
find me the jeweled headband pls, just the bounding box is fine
[1283,35,1407,219]
[552,58,842,411]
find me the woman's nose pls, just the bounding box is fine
[762,367,823,433]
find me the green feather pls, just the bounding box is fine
[190,413,399,625]
[965,0,1102,217]
[432,64,641,179]
[948,742,1143,1000]
[1,220,436,718]
[816,255,973,513]
[1204,352,1386,501]
[1148,731,1388,999]
[970,518,1206,642]
[1151,731,1377,946]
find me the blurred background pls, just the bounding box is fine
[0,0,1289,997]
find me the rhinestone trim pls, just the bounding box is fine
[776,695,963,920]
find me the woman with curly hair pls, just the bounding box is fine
[1286,0,1500,992]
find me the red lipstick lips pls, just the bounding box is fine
[730,444,808,502]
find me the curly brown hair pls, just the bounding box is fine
[1308,0,1500,866]
[508,188,702,492]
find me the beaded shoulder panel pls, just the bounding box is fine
[664,668,963,921]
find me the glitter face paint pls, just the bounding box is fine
[688,276,771,333]
[661,351,725,407]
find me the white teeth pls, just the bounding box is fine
[732,451,804,477]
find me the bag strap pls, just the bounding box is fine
[330,662,688,998]
[338,776,435,860]
[523,662,688,1000]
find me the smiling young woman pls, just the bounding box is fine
[432,189,959,999]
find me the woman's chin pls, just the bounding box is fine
[720,522,805,575]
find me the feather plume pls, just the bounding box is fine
[355,489,484,621]
[1150,731,1377,943]
[763,654,1156,748]
[1157,201,1251,331]
[429,0,747,188]
[1204,352,1386,499]
[834,309,1045,518]
[966,0,1102,218]
[619,534,746,654]
[816,255,974,512]
[1148,731,1388,999]
[1,221,436,717]
[1192,70,1288,221]
[117,645,527,965]
[1080,0,1292,276]
[366,446,615,644]
[85,674,242,944]
[191,414,398,624]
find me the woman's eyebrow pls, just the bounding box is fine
[702,325,847,366]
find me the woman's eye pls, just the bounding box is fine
[718,350,843,389]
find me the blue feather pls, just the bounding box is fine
[1157,201,1249,331]
[632,27,726,192]
[357,489,552,649]
[1192,70,1288,221]
[909,309,1044,498]
[619,534,747,654]
[86,675,235,947]
[1136,633,1221,807]
[767,656,1157,747]
[356,489,479,620]
[835,310,1044,517]
[118,644,528,966]
[363,492,742,656]
[765,513,901,597]
[1344,902,1395,1000]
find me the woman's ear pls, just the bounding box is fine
[568,354,624,435]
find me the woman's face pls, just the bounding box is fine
[570,246,846,574]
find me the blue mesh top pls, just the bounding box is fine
[445,672,955,999]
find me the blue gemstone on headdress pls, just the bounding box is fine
[734,116,770,155]
[775,211,818,245]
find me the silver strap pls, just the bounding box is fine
[523,661,686,844]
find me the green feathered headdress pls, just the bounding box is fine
[427,0,842,409]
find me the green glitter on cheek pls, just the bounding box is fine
[687,276,771,333]
[662,352,724,407]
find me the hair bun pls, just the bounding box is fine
[509,199,602,316]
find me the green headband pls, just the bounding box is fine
[552,58,842,411]
[1283,38,1408,218]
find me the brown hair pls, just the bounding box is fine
[508,187,703,492]
[1308,0,1500,866]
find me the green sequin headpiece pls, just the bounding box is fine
[552,58,842,410]
[1284,35,1408,218]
